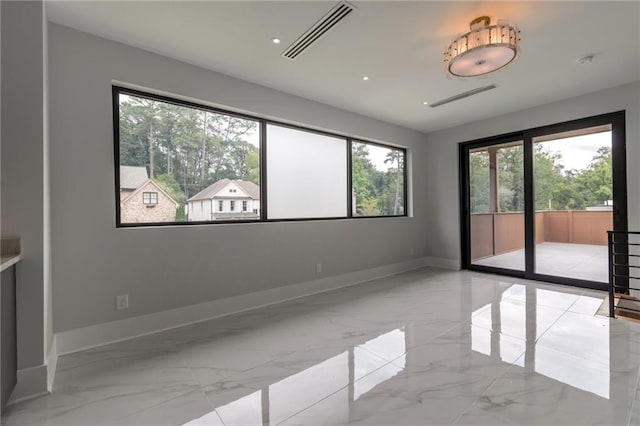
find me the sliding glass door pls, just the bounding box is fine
[469,140,525,271]
[532,125,613,282]
[460,112,626,290]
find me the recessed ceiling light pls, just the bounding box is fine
[362,76,369,81]
[423,101,429,105]
[272,38,281,44]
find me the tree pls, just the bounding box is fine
[573,146,612,207]
[118,94,260,205]
[384,150,404,215]
[533,144,570,210]
[469,151,489,213]
[469,142,612,213]
[351,143,380,215]
[498,146,524,212]
[153,174,186,221]
[350,143,405,216]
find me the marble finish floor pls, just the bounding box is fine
[473,242,608,283]
[3,268,640,425]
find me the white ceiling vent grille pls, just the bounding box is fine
[428,84,498,108]
[282,1,356,60]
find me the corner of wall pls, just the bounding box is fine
[7,335,56,405]
[8,365,49,405]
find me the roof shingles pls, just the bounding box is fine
[120,165,149,190]
[187,179,259,202]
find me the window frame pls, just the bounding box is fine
[113,85,408,227]
[142,191,158,206]
[350,139,408,219]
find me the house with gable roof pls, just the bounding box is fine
[119,165,179,223]
[186,178,260,221]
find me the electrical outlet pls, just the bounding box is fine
[316,263,322,273]
[116,294,129,310]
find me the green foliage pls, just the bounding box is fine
[153,173,186,204]
[351,143,405,216]
[469,151,490,213]
[469,142,612,213]
[152,174,187,221]
[119,94,260,203]
[498,146,524,212]
[572,146,612,208]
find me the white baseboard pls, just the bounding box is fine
[7,337,58,404]
[46,335,58,391]
[423,256,460,270]
[8,364,48,405]
[55,257,434,356]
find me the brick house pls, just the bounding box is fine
[119,166,179,223]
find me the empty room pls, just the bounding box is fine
[1,1,640,425]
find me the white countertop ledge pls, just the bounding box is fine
[0,255,22,273]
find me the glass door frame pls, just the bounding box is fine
[459,111,627,291]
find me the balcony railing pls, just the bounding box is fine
[471,210,612,261]
[608,230,640,318]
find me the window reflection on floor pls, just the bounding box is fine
[354,329,405,400]
[186,328,406,425]
[471,284,609,398]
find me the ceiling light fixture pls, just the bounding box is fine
[362,76,369,81]
[272,38,281,44]
[444,16,521,78]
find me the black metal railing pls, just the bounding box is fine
[608,230,639,317]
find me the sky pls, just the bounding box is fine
[366,143,397,171]
[536,131,610,172]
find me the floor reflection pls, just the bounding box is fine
[182,278,630,425]
[5,270,640,425]
[186,328,406,425]
[471,284,610,398]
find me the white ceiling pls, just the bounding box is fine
[46,1,640,133]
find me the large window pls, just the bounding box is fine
[266,124,347,219]
[114,87,407,226]
[352,141,406,217]
[116,88,260,224]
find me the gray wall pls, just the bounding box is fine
[1,1,48,371]
[42,2,53,365]
[48,24,429,333]
[424,82,640,265]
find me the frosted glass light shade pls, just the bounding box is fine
[444,17,520,78]
[449,45,517,77]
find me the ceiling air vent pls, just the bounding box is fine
[282,1,356,60]
[428,84,498,108]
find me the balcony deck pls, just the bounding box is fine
[473,242,608,283]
